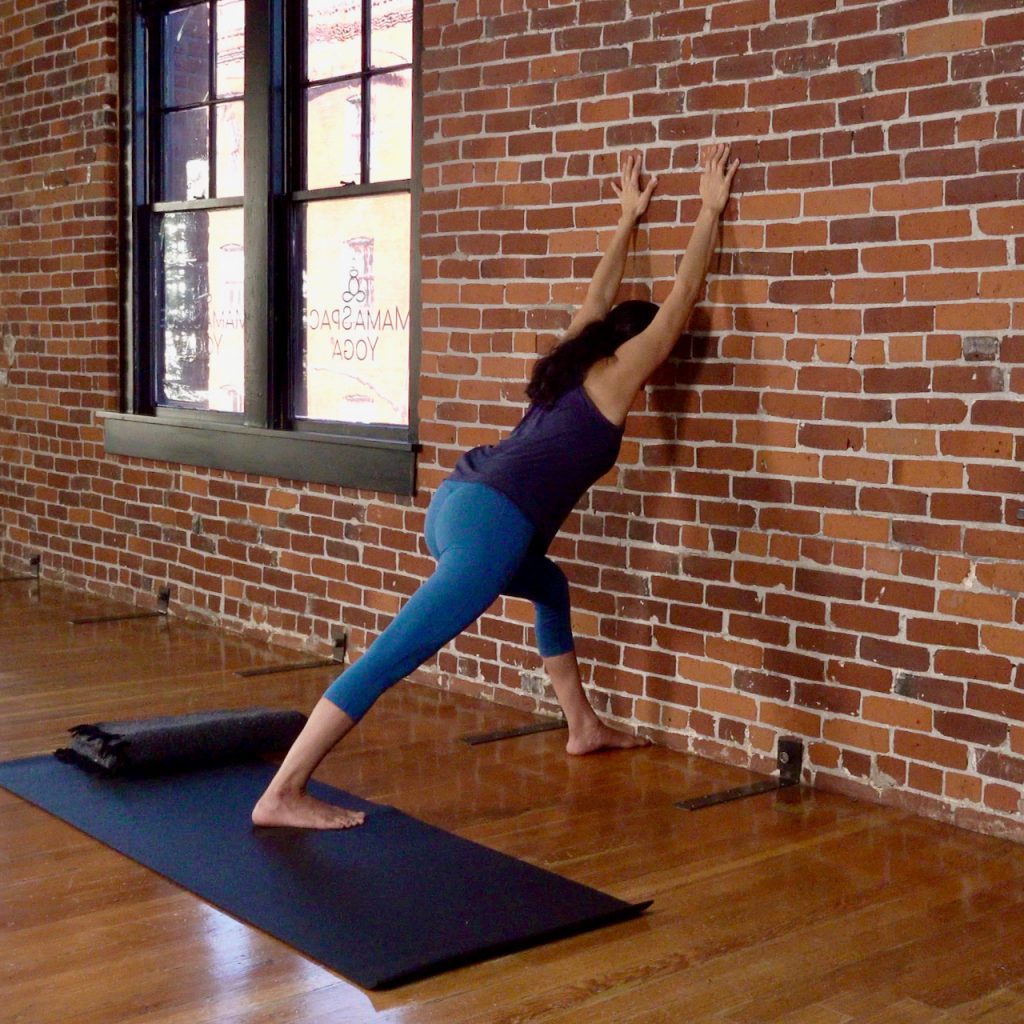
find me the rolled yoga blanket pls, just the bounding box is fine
[55,708,307,775]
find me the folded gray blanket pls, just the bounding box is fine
[55,708,307,776]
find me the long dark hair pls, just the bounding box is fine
[526,299,659,407]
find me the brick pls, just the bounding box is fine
[981,625,1024,658]
[982,783,1021,815]
[977,750,1024,786]
[906,18,984,56]
[978,206,1024,235]
[824,719,890,754]
[986,11,1024,45]
[895,731,969,770]
[936,711,1010,746]
[864,695,932,731]
[861,637,931,672]
[881,0,949,29]
[935,649,1013,684]
[793,681,860,715]
[908,762,944,795]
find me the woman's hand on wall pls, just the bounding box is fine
[699,143,740,216]
[611,151,658,225]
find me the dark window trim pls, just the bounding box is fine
[112,0,421,495]
[103,413,416,491]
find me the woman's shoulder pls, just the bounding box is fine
[581,362,630,428]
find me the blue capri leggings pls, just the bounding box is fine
[323,480,575,722]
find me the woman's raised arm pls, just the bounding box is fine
[563,152,658,340]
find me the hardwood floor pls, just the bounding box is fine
[3,580,1024,1023]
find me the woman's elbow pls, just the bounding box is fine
[673,279,703,310]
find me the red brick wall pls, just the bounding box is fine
[2,0,1024,841]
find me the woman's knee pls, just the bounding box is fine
[527,560,574,656]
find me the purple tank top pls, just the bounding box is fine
[449,383,624,551]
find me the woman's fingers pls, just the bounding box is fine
[639,177,657,213]
[611,150,658,216]
[702,143,736,181]
[621,151,635,185]
[620,151,641,193]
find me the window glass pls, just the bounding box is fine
[299,193,410,425]
[307,0,361,81]
[214,101,244,197]
[306,79,362,189]
[370,0,413,68]
[305,1,413,188]
[161,1,245,202]
[215,0,245,97]
[369,69,411,182]
[163,4,210,107]
[163,106,210,201]
[159,209,245,412]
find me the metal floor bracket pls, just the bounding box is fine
[678,737,804,811]
[235,633,347,678]
[462,719,568,746]
[236,657,337,678]
[70,585,171,625]
[0,554,41,583]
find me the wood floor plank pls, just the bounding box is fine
[946,989,1024,1023]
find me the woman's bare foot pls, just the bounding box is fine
[251,788,365,830]
[566,719,650,756]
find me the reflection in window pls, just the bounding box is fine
[299,194,410,425]
[159,209,245,412]
[156,0,246,413]
[163,4,210,107]
[370,0,413,66]
[306,80,362,190]
[164,106,209,201]
[215,100,244,197]
[304,0,413,187]
[369,69,411,182]
[161,0,245,201]
[295,0,415,429]
[307,0,362,81]
[215,0,245,97]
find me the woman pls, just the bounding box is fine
[253,144,740,829]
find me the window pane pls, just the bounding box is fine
[370,0,412,68]
[369,70,410,182]
[159,209,245,412]
[214,101,244,197]
[163,4,210,107]
[306,79,362,189]
[215,0,245,98]
[307,0,361,82]
[299,194,410,425]
[163,106,210,201]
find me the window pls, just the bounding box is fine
[108,0,421,492]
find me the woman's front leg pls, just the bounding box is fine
[251,698,364,829]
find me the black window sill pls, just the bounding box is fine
[102,413,417,494]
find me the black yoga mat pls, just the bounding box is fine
[0,756,650,989]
